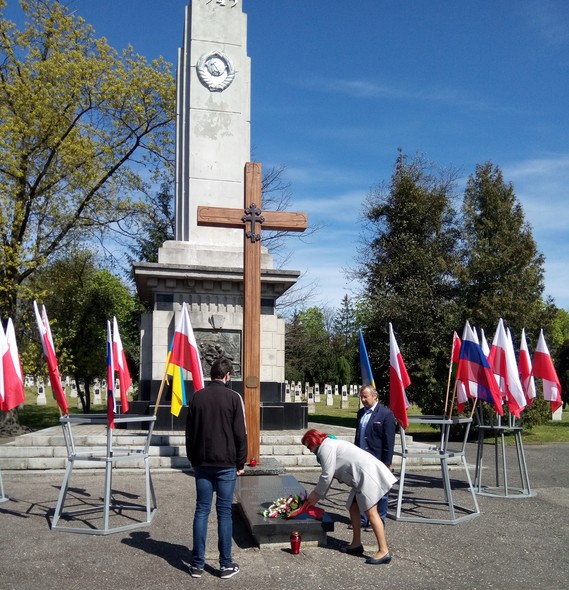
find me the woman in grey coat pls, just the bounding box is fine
[302,428,397,564]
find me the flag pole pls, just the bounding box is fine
[447,380,458,418]
[152,366,171,416]
[470,397,478,418]
[443,351,454,416]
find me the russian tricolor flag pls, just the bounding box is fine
[457,321,503,415]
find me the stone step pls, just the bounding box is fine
[0,423,459,472]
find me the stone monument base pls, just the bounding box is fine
[121,400,308,431]
[236,474,334,547]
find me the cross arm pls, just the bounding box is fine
[197,206,245,229]
[197,206,307,232]
[261,211,307,232]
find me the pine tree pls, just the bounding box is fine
[352,152,462,413]
[459,162,554,343]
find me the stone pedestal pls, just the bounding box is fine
[236,474,334,547]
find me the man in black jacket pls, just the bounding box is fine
[186,357,247,579]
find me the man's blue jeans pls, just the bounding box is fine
[191,466,237,568]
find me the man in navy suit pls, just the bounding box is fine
[354,385,397,527]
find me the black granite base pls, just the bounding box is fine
[131,403,307,432]
[235,474,333,547]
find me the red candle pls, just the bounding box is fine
[290,531,301,554]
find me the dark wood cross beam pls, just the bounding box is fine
[197,162,307,463]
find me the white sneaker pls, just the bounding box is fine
[220,563,240,579]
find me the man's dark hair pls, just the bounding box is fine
[210,357,233,380]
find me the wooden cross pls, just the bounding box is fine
[197,162,307,462]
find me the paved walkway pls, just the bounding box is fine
[1,443,568,589]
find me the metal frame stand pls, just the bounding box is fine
[51,414,158,534]
[0,469,8,503]
[390,415,480,525]
[474,407,534,498]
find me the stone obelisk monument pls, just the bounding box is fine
[133,0,306,432]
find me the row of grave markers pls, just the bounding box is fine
[25,374,359,410]
[24,375,122,408]
[285,381,361,411]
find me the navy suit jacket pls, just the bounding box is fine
[354,402,397,467]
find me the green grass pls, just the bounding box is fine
[15,387,107,432]
[310,396,569,444]
[14,387,569,444]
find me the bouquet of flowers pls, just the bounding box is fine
[260,493,306,519]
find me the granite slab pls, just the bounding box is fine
[235,474,333,547]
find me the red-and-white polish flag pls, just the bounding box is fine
[169,302,204,391]
[452,332,469,413]
[488,319,526,418]
[0,325,5,410]
[106,320,116,429]
[519,328,536,405]
[33,301,69,415]
[532,329,562,413]
[112,317,131,413]
[2,318,25,412]
[389,322,411,429]
[1,319,25,412]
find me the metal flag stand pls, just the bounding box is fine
[473,406,534,498]
[51,413,158,534]
[0,468,8,504]
[390,415,480,525]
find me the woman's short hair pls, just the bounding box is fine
[301,429,328,449]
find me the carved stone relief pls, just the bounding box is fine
[196,50,235,92]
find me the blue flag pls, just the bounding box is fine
[359,328,375,387]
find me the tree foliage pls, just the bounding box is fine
[285,307,337,385]
[459,162,554,341]
[22,250,141,412]
[0,0,176,318]
[342,154,558,423]
[128,180,175,266]
[352,152,462,412]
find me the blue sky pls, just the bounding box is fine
[5,1,569,311]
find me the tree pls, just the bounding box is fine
[128,180,175,267]
[333,295,357,349]
[331,294,358,381]
[459,162,554,339]
[24,251,140,413]
[0,0,176,319]
[285,307,336,385]
[351,151,462,413]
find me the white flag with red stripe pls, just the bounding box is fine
[532,330,562,413]
[451,332,468,412]
[112,317,131,413]
[33,301,68,415]
[488,319,526,418]
[169,303,204,391]
[1,319,25,412]
[389,323,411,429]
[518,329,536,405]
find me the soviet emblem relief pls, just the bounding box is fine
[196,51,235,92]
